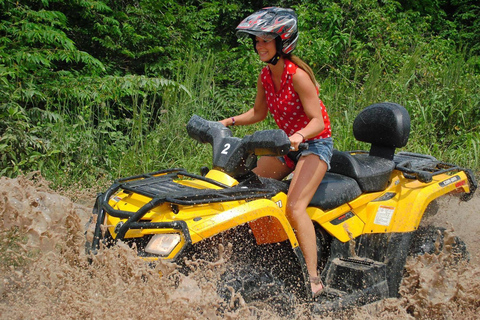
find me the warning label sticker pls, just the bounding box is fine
[374,206,395,226]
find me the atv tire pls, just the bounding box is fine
[409,226,468,261]
[185,224,300,316]
[315,224,332,272]
[423,199,440,218]
[218,263,295,316]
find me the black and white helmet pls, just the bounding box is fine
[236,7,299,55]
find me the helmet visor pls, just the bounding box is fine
[236,30,278,42]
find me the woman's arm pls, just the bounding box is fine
[220,74,269,126]
[291,68,325,140]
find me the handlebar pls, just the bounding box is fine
[187,115,293,178]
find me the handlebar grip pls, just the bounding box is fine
[299,143,309,150]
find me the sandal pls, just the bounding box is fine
[310,276,325,298]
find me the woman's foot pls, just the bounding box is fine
[310,276,325,297]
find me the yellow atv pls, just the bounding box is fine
[86,102,477,312]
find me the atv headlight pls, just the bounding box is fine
[145,234,181,256]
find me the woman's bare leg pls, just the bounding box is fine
[286,154,328,294]
[253,156,292,180]
[253,154,327,293]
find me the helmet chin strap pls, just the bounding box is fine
[268,53,281,65]
[268,37,283,65]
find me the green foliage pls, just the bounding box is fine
[450,0,480,55]
[292,0,432,79]
[399,0,480,56]
[319,43,480,170]
[0,2,105,77]
[0,0,479,188]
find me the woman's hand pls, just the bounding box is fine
[219,118,232,127]
[289,132,304,151]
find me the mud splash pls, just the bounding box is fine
[0,175,479,319]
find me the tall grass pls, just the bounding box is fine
[49,48,480,187]
[114,50,262,178]
[9,51,261,187]
[3,48,478,189]
[36,75,193,187]
[116,51,213,176]
[321,47,480,172]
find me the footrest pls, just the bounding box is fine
[324,257,387,293]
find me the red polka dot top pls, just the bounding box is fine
[260,59,332,141]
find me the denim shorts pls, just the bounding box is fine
[280,137,334,170]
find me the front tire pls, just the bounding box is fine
[315,224,332,273]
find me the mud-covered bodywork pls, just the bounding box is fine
[86,102,477,313]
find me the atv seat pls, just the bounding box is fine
[329,150,395,192]
[309,173,362,210]
[329,102,410,193]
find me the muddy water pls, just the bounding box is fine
[0,175,479,319]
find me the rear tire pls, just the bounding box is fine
[409,226,468,261]
[423,199,440,218]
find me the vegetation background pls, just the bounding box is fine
[1,0,479,188]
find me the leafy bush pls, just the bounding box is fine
[1,0,479,188]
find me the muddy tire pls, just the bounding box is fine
[201,225,301,316]
[423,199,440,218]
[218,224,332,312]
[180,224,304,316]
[315,224,332,272]
[409,226,468,261]
[218,263,295,315]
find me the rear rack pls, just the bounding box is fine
[394,152,477,201]
[394,152,452,182]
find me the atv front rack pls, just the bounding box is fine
[105,169,282,213]
[90,169,285,251]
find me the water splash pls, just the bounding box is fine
[0,175,479,319]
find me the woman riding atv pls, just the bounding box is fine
[218,7,333,297]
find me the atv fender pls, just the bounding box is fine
[189,197,298,247]
[362,170,473,233]
[398,170,474,230]
[308,204,366,243]
[188,197,315,298]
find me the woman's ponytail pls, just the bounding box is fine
[286,54,319,90]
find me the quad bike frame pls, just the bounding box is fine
[87,102,477,312]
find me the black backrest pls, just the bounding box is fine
[353,102,411,160]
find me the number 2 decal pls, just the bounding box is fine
[221,143,231,155]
